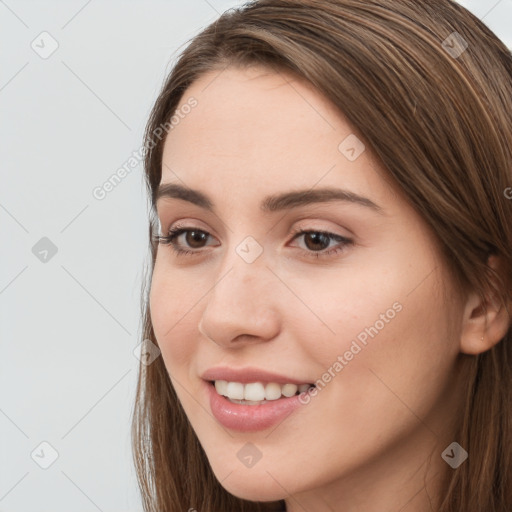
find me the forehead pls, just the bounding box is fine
[166,67,337,154]
[163,67,375,178]
[160,65,410,222]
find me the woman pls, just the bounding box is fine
[131,1,512,510]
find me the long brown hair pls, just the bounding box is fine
[131,1,512,510]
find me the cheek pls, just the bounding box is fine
[291,259,456,390]
[335,277,457,421]
[284,266,403,363]
[149,265,200,369]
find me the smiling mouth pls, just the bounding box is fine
[211,380,316,405]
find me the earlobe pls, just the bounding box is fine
[459,255,511,355]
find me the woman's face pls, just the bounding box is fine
[150,65,467,509]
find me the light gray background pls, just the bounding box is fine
[1,1,510,511]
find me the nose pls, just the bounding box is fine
[198,258,281,348]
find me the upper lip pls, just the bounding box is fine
[201,366,313,385]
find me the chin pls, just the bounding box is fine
[213,466,290,502]
[223,483,286,503]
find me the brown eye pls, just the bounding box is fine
[289,229,353,259]
[155,226,219,256]
[303,232,331,251]
[185,230,209,248]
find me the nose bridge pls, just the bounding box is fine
[212,230,270,305]
[198,242,280,347]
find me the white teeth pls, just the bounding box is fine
[214,380,313,402]
[214,380,228,396]
[244,382,266,401]
[282,383,298,397]
[265,382,282,401]
[226,381,244,400]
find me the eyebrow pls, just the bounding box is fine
[155,183,384,214]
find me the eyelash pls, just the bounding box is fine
[153,224,353,260]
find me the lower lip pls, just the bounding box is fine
[205,381,308,432]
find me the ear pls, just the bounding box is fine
[460,254,511,355]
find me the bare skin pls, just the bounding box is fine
[149,65,508,512]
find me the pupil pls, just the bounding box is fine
[305,232,328,251]
[186,231,207,248]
